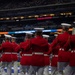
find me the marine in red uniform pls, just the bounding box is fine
[11,37,18,75]
[43,35,50,75]
[31,28,49,75]
[15,32,33,75]
[1,35,14,75]
[51,34,60,75]
[64,27,75,75]
[48,23,71,75]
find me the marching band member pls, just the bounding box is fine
[1,35,14,75]
[43,35,50,75]
[47,23,71,75]
[64,27,75,75]
[31,28,49,75]
[11,37,18,75]
[15,32,33,75]
[50,34,60,75]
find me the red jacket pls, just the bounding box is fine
[49,32,71,62]
[11,42,18,61]
[69,35,75,66]
[44,44,50,66]
[16,40,32,65]
[1,41,14,62]
[31,36,49,66]
[51,44,60,67]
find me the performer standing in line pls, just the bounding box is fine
[51,34,60,75]
[15,32,33,75]
[64,27,75,75]
[47,23,71,75]
[11,37,19,75]
[31,28,49,75]
[1,35,14,75]
[43,34,50,75]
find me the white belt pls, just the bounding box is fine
[69,49,71,51]
[59,48,64,51]
[4,52,11,54]
[44,54,49,56]
[22,54,32,56]
[33,52,44,55]
[71,51,75,53]
[53,55,58,57]
[60,48,71,51]
[12,52,17,54]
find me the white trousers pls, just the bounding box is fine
[57,62,68,75]
[20,65,30,75]
[28,66,35,75]
[1,62,12,75]
[44,66,49,75]
[51,66,58,75]
[32,66,44,75]
[64,65,75,75]
[12,61,18,75]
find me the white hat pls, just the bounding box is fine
[11,37,16,39]
[4,34,12,38]
[54,34,58,37]
[43,35,49,38]
[61,23,71,26]
[34,28,44,30]
[25,32,33,35]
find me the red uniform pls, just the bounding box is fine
[49,32,71,62]
[69,35,75,66]
[11,42,18,61]
[51,44,60,67]
[44,44,50,66]
[1,41,14,62]
[16,40,32,65]
[31,36,49,66]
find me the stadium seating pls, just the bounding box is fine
[0,0,74,10]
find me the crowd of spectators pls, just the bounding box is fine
[0,21,62,32]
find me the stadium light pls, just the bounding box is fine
[43,14,47,17]
[0,18,4,20]
[34,15,39,18]
[20,16,24,19]
[14,17,18,19]
[6,17,10,20]
[50,14,55,16]
[60,13,64,15]
[28,16,32,18]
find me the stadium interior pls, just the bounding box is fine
[0,0,75,43]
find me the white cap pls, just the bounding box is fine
[25,32,33,35]
[43,35,49,38]
[54,34,58,37]
[34,28,44,30]
[4,34,12,38]
[61,23,71,26]
[11,37,16,39]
